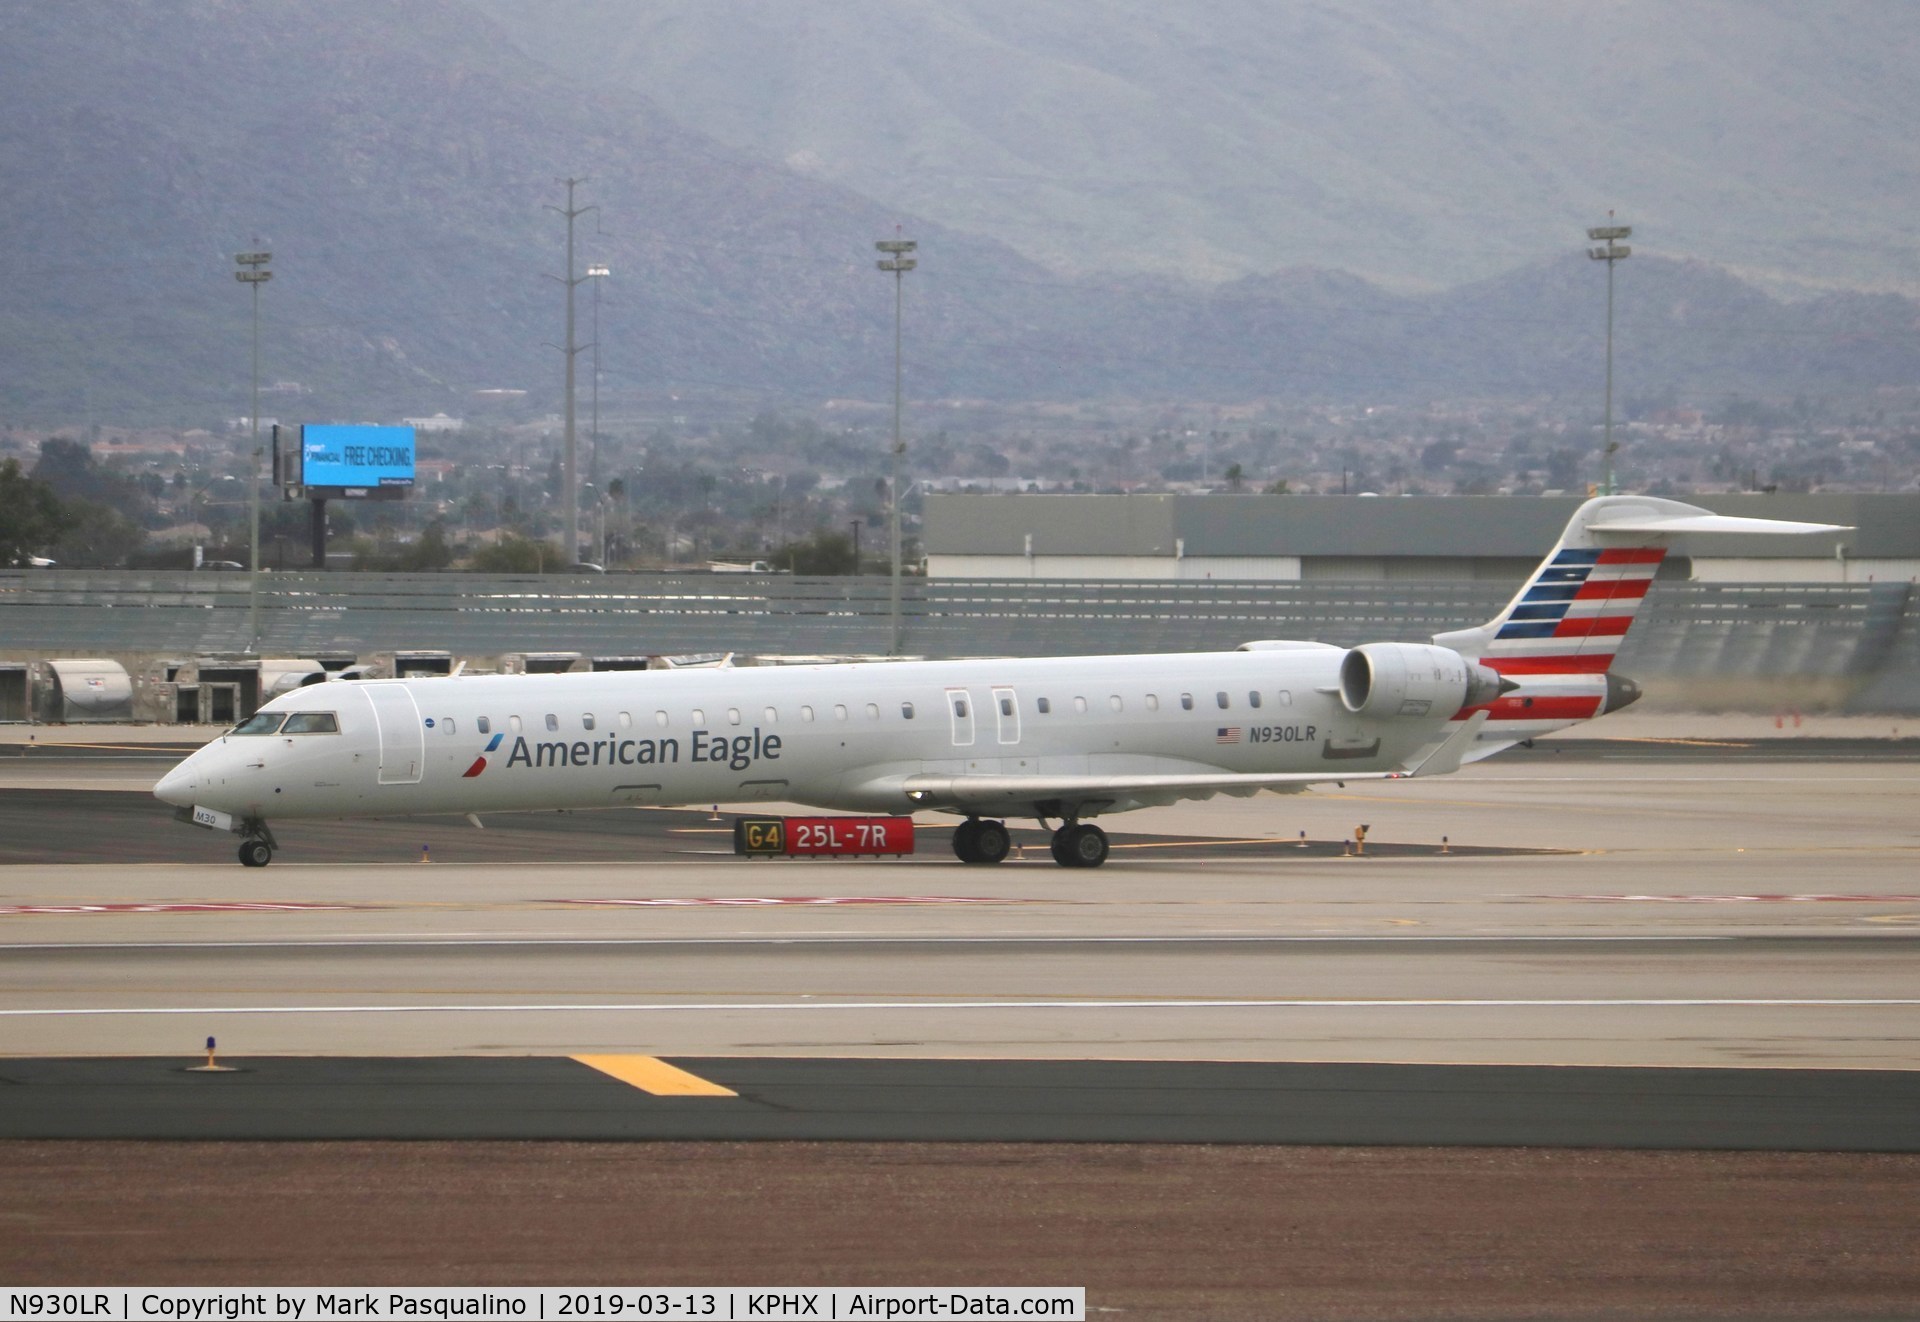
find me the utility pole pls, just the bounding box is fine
[546,178,595,563]
[875,235,916,655]
[234,249,271,651]
[1587,216,1631,496]
[588,264,610,513]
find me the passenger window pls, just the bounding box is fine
[618,711,632,729]
[1278,690,1292,707]
[582,713,596,731]
[954,698,968,718]
[443,717,457,735]
[655,710,668,727]
[999,697,1013,717]
[692,708,705,725]
[801,705,815,722]
[478,716,491,735]
[1145,694,1159,712]
[1248,691,1262,709]
[1180,694,1194,711]
[834,704,848,721]
[1073,696,1088,714]
[866,703,880,720]
[902,702,915,719]
[509,715,523,733]
[1216,692,1230,709]
[1109,695,1123,712]
[765,707,778,724]
[727,708,741,726]
[280,712,338,734]
[1037,697,1051,714]
[545,713,559,732]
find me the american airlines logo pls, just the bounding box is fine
[461,732,504,777]
[465,728,784,777]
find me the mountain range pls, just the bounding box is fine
[1,1,1916,426]
[477,0,1920,294]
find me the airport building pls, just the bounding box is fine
[922,493,1920,585]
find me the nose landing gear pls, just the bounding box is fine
[236,818,278,868]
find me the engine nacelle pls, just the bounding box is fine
[1338,643,1505,720]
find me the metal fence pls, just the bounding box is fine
[2,570,1915,699]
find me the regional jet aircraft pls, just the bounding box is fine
[154,496,1844,868]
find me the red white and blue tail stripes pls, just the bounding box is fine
[1481,546,1664,676]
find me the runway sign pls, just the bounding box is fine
[733,815,915,858]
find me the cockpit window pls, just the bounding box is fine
[281,712,339,734]
[231,713,285,735]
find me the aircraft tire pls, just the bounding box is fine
[970,820,1011,865]
[1059,824,1109,868]
[951,819,982,863]
[238,839,272,868]
[1050,831,1074,866]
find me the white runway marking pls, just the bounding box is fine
[4,998,1916,1018]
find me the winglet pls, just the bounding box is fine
[1402,710,1489,778]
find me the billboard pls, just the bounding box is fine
[299,424,415,491]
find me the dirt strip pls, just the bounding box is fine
[3,1142,1918,1320]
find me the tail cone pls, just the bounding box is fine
[1604,671,1642,714]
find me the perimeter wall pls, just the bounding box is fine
[2,570,1917,713]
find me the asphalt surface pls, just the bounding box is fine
[3,1054,1916,1148]
[4,741,1919,1315]
[0,785,1548,864]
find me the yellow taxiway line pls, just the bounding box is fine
[571,1053,738,1096]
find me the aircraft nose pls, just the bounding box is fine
[154,761,197,808]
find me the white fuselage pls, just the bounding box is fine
[156,649,1459,824]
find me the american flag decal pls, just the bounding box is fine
[1216,727,1242,744]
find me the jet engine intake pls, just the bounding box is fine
[1339,643,1504,720]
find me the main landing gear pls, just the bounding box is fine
[950,816,1110,868]
[237,818,278,868]
[951,817,1012,865]
[1050,822,1109,869]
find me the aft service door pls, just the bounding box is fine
[362,683,424,785]
[992,687,1021,745]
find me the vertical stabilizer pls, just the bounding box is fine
[1434,495,1847,677]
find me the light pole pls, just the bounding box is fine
[234,249,271,651]
[587,263,609,517]
[546,178,595,563]
[1587,218,1631,496]
[875,235,916,654]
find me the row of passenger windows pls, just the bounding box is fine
[438,688,1296,737]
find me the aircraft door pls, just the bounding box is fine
[362,683,425,785]
[992,686,1021,745]
[946,688,975,747]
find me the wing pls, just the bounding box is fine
[894,712,1486,816]
[898,768,1398,816]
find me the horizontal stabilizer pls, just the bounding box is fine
[1587,513,1851,537]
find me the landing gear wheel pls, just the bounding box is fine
[971,819,1011,864]
[238,838,273,868]
[1053,823,1109,868]
[951,819,981,863]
